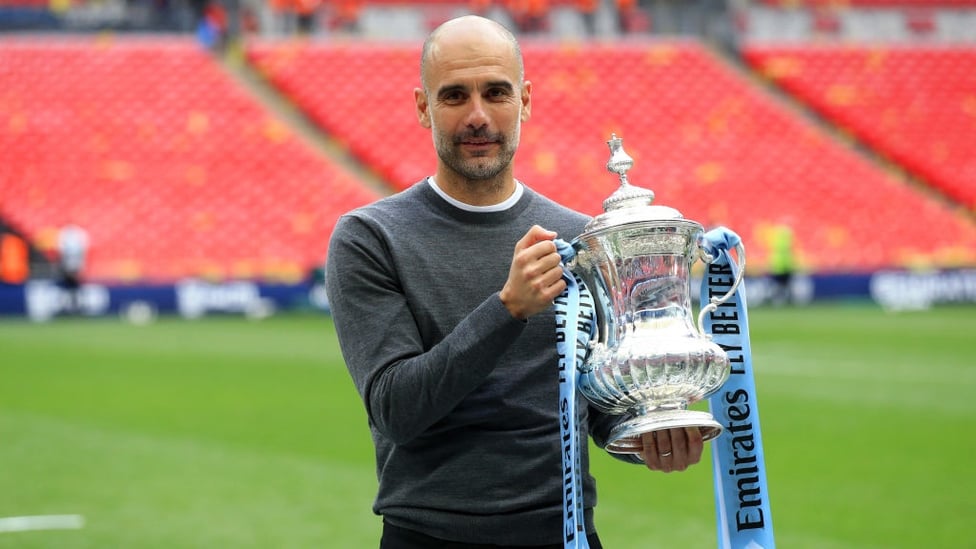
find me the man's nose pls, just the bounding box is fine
[464,96,490,128]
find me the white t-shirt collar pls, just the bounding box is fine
[427,177,524,212]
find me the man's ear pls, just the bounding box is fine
[520,80,532,123]
[415,88,431,129]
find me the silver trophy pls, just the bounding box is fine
[568,134,745,455]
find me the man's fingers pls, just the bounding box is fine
[526,224,558,244]
[523,239,560,267]
[685,427,704,460]
[515,236,565,295]
[517,225,557,251]
[655,430,675,473]
[501,226,566,319]
[641,431,673,473]
[641,428,705,473]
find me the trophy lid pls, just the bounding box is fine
[581,134,690,235]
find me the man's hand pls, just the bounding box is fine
[500,225,567,320]
[640,428,704,473]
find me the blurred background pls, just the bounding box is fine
[1,0,975,547]
[0,0,974,315]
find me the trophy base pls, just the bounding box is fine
[605,410,723,455]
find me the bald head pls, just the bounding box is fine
[420,15,523,93]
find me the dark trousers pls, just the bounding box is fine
[381,521,604,549]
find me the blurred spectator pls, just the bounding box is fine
[0,232,29,285]
[294,0,320,34]
[49,0,71,15]
[270,0,321,36]
[57,223,89,313]
[329,0,360,34]
[189,0,210,29]
[575,0,597,35]
[616,0,645,34]
[196,0,228,48]
[469,0,492,16]
[507,0,549,34]
[768,220,797,306]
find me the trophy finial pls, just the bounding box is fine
[603,134,655,212]
[606,133,634,182]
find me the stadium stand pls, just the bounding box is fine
[3,0,975,280]
[743,45,976,212]
[740,1,976,43]
[247,38,976,272]
[247,41,437,191]
[0,36,380,283]
[756,0,976,6]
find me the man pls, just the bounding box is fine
[326,15,703,548]
[57,223,89,313]
[768,219,796,306]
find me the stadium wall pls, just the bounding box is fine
[0,279,328,322]
[2,269,975,321]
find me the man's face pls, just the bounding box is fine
[415,34,531,184]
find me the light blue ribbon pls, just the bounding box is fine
[554,239,592,549]
[701,227,776,549]
[554,229,773,549]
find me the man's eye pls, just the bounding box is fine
[487,88,511,99]
[441,92,465,104]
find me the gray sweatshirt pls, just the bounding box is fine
[326,181,634,545]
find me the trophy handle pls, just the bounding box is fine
[697,241,746,337]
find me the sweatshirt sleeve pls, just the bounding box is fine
[325,214,527,445]
[586,405,644,465]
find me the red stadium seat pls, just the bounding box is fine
[247,39,976,273]
[757,0,976,6]
[0,36,380,283]
[744,45,976,212]
[2,36,974,280]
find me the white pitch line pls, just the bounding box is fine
[0,514,85,533]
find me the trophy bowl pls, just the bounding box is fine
[568,135,740,456]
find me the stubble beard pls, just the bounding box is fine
[433,120,520,190]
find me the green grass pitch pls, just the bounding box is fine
[0,303,973,548]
